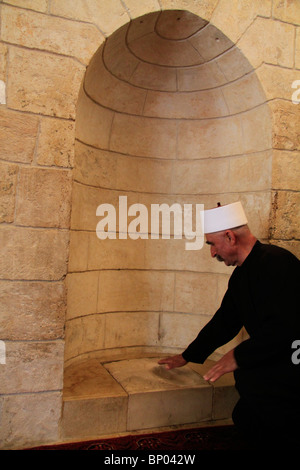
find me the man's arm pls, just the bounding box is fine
[158,283,242,376]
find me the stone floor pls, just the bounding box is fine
[61,356,239,441]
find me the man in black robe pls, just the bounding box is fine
[158,202,300,448]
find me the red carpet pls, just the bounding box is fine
[27,425,255,451]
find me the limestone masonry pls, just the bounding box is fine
[0,0,299,449]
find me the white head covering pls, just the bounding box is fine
[204,202,248,234]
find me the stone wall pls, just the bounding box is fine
[0,0,299,449]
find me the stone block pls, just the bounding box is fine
[62,395,128,440]
[188,361,239,420]
[174,272,218,314]
[160,0,218,21]
[131,61,177,92]
[97,270,175,313]
[1,5,103,64]
[0,392,62,449]
[71,183,136,232]
[105,311,160,349]
[238,17,294,68]
[63,359,128,400]
[143,88,228,119]
[78,184,189,237]
[0,43,8,81]
[88,236,146,271]
[7,47,84,119]
[0,280,66,340]
[128,387,211,431]
[211,0,271,43]
[76,87,114,149]
[216,47,253,83]
[155,9,208,40]
[296,28,300,69]
[66,271,99,319]
[85,49,147,115]
[117,153,173,194]
[110,113,178,159]
[87,226,231,275]
[68,230,89,272]
[177,115,243,159]
[229,151,272,193]
[272,150,300,191]
[36,117,75,168]
[0,161,18,223]
[270,191,300,240]
[62,359,128,439]
[0,107,38,163]
[69,183,117,231]
[4,0,48,13]
[189,23,233,62]
[238,192,271,239]
[74,141,174,194]
[222,72,266,114]
[127,8,150,46]
[130,33,204,68]
[134,192,199,237]
[64,314,105,361]
[104,25,140,82]
[0,82,5,105]
[240,104,272,154]
[177,61,227,92]
[269,100,300,151]
[73,141,117,188]
[0,226,69,280]
[256,64,300,102]
[0,341,64,394]
[273,0,300,25]
[50,0,130,37]
[144,236,231,274]
[105,358,212,430]
[144,237,196,272]
[0,79,6,104]
[124,0,160,19]
[173,158,230,194]
[126,13,156,41]
[159,312,210,349]
[15,167,72,228]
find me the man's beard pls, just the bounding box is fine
[216,255,224,262]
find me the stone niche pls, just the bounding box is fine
[65,10,272,367]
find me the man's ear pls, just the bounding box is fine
[225,230,236,245]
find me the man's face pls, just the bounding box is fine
[205,231,238,266]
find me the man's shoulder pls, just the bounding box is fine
[230,241,299,283]
[251,241,300,282]
[257,242,299,263]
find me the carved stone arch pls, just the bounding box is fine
[65,7,272,366]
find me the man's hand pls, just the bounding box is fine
[203,349,238,383]
[158,354,187,370]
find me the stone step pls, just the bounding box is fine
[61,357,239,441]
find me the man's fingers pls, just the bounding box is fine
[158,355,187,370]
[203,350,238,382]
[203,365,223,383]
[158,358,173,370]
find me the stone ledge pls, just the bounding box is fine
[62,357,239,440]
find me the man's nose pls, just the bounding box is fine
[210,246,217,258]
